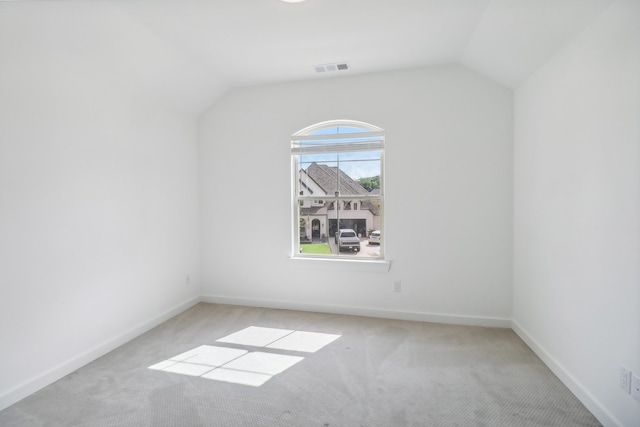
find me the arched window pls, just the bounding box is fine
[292,120,384,259]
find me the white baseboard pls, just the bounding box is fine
[511,320,620,427]
[0,296,201,412]
[201,294,512,328]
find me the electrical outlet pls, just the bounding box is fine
[620,367,632,393]
[392,280,401,293]
[632,374,640,403]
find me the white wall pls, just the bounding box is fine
[0,6,201,410]
[200,65,513,326]
[513,1,640,426]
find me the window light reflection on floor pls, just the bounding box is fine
[148,326,341,386]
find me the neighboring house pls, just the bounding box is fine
[299,163,379,241]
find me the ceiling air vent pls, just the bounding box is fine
[314,62,349,73]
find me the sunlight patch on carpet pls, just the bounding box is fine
[149,327,340,386]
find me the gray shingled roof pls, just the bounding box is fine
[306,163,368,195]
[300,206,326,215]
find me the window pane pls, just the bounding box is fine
[333,151,381,196]
[298,155,339,197]
[298,150,380,197]
[297,196,382,259]
[298,201,332,256]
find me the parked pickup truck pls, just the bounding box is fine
[335,229,361,252]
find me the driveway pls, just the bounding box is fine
[328,238,381,258]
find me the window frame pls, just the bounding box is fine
[291,120,385,262]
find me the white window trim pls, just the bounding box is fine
[289,256,391,272]
[291,120,385,264]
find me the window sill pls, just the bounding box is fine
[289,256,391,273]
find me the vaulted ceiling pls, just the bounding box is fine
[0,0,613,114]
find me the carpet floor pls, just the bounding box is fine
[0,303,601,426]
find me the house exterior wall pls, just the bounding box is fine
[300,203,375,240]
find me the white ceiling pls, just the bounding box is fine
[0,0,614,114]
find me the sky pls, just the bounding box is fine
[296,125,382,180]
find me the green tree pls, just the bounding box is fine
[358,175,380,192]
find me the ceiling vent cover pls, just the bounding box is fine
[314,62,349,73]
